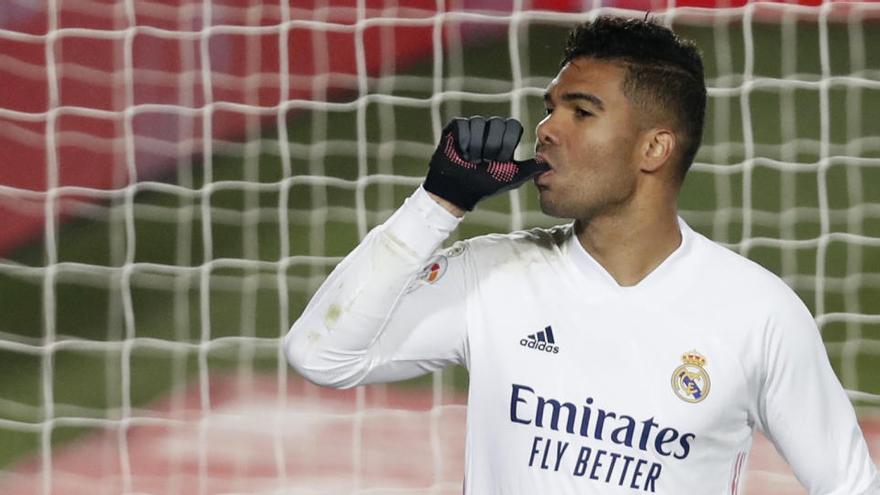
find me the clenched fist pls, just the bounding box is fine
[424,116,549,211]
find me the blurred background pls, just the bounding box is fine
[0,0,878,493]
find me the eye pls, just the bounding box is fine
[544,107,554,116]
[575,108,593,118]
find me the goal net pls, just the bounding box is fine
[0,0,877,493]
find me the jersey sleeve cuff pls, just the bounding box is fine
[381,185,462,260]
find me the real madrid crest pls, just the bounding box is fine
[671,350,710,403]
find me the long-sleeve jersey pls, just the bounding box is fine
[285,186,880,494]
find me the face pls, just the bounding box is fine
[534,57,645,221]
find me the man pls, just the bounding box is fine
[285,16,879,494]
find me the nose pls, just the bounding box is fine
[535,114,557,147]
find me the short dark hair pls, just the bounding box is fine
[560,16,707,180]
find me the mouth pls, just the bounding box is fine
[533,153,554,186]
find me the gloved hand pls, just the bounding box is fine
[423,116,549,211]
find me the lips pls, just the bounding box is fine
[533,168,553,188]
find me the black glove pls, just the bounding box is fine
[424,116,549,211]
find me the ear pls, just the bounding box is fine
[639,129,676,174]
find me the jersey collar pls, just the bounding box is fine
[564,217,695,295]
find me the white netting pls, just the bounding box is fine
[0,0,878,493]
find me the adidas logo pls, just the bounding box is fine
[520,326,559,354]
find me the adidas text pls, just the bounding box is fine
[520,326,560,354]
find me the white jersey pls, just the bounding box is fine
[285,187,879,494]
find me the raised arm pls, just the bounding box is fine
[284,186,464,388]
[284,116,548,389]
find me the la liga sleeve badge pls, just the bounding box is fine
[671,350,710,403]
[405,255,448,293]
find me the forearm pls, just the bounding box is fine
[284,186,462,388]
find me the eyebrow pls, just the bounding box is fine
[543,91,605,112]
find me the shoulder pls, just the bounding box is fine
[468,224,571,248]
[460,224,570,257]
[688,228,811,319]
[443,224,571,274]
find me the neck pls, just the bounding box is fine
[574,200,682,287]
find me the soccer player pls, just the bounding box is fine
[285,16,879,494]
